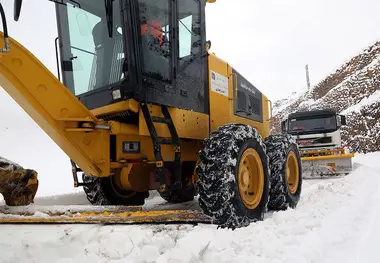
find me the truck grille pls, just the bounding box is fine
[296,137,332,145]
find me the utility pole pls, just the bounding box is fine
[305,64,311,89]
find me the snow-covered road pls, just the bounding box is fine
[1,153,380,263]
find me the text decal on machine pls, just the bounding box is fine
[210,70,229,97]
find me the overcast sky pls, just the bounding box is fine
[3,0,380,101]
[206,0,380,101]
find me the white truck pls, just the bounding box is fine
[281,109,354,178]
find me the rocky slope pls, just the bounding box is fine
[271,41,380,153]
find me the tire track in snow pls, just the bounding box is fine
[0,161,376,263]
[353,178,380,262]
[351,161,380,263]
[287,162,380,263]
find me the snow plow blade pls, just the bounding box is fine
[0,205,212,225]
[301,150,354,178]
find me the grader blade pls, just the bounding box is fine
[0,205,212,225]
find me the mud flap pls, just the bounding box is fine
[301,153,354,178]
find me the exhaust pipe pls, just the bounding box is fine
[14,0,23,21]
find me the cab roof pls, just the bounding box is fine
[288,109,336,119]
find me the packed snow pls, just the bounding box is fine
[1,152,380,262]
[272,90,305,116]
[341,89,380,115]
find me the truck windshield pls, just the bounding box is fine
[288,115,337,134]
[58,0,124,95]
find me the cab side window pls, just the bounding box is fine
[178,0,201,64]
[138,0,171,83]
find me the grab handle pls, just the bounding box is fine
[266,99,273,121]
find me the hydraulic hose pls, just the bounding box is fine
[0,3,10,52]
[0,3,8,38]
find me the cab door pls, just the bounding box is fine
[134,0,208,114]
[175,0,208,114]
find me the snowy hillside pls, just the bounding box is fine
[271,41,380,153]
[1,152,380,262]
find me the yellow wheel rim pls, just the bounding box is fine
[238,148,265,209]
[286,151,300,194]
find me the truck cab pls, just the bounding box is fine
[281,109,347,151]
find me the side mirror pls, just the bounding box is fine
[340,115,347,126]
[14,0,23,21]
[206,40,211,51]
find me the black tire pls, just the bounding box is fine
[264,134,302,210]
[158,162,197,203]
[82,174,149,206]
[159,185,196,203]
[196,123,270,229]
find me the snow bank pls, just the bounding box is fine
[273,90,305,115]
[341,89,380,115]
[1,153,380,262]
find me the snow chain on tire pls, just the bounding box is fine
[264,134,302,210]
[196,123,270,229]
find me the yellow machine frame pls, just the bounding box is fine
[0,0,306,230]
[0,32,271,190]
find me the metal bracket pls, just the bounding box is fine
[70,160,88,187]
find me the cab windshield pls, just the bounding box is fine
[56,0,203,102]
[288,115,338,135]
[58,0,124,95]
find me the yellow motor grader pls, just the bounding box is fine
[0,0,302,229]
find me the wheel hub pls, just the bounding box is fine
[241,169,250,190]
[238,148,264,209]
[286,151,300,194]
